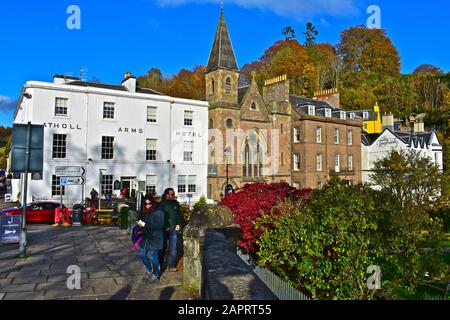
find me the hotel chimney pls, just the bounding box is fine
[122,71,137,92]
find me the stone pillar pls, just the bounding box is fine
[182,225,204,297]
[182,205,235,298]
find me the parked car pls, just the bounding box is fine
[0,201,69,224]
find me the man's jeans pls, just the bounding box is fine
[160,230,178,269]
[138,247,160,277]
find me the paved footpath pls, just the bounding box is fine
[0,225,195,300]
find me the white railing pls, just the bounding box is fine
[237,249,311,300]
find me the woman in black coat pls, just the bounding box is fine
[137,196,164,282]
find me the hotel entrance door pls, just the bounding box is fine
[121,177,136,198]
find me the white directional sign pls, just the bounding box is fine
[55,166,86,177]
[60,177,86,185]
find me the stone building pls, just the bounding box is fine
[206,12,292,200]
[290,93,363,189]
[205,10,364,199]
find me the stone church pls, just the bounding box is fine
[206,11,292,200]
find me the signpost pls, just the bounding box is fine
[11,122,44,257]
[56,166,86,206]
[59,177,86,185]
[0,216,21,244]
[55,166,86,177]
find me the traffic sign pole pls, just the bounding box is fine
[19,123,31,258]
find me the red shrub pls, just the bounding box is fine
[220,182,312,254]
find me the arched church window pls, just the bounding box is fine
[251,102,257,110]
[225,77,231,93]
[242,130,264,178]
[211,79,215,95]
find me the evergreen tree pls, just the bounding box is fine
[303,22,318,47]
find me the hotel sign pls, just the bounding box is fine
[176,130,203,138]
[43,123,82,130]
[377,137,399,148]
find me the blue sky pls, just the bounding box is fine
[0,0,449,126]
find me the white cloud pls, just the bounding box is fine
[0,96,16,113]
[156,0,359,19]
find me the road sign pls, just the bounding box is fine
[60,177,68,186]
[55,166,86,177]
[11,123,44,173]
[60,176,85,185]
[31,172,43,180]
[0,215,21,243]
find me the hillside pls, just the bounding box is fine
[137,23,449,195]
[0,146,5,169]
[0,127,11,169]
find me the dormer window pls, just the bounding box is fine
[349,112,355,120]
[225,77,231,94]
[325,109,332,118]
[363,111,369,120]
[340,111,347,120]
[308,105,315,116]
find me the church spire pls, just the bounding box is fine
[206,7,239,73]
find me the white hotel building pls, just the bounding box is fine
[10,74,209,205]
[361,126,444,185]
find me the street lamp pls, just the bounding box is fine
[224,147,232,195]
[99,169,106,209]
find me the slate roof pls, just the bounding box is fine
[238,86,250,104]
[361,131,383,146]
[65,81,166,96]
[353,110,378,121]
[66,81,128,91]
[206,12,239,73]
[362,128,434,148]
[396,131,433,148]
[136,87,165,96]
[289,95,334,110]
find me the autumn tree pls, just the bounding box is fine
[137,66,206,100]
[307,43,340,90]
[137,68,164,92]
[338,26,401,79]
[413,64,444,75]
[249,40,317,96]
[412,68,447,111]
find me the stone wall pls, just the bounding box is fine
[202,228,277,300]
[182,205,277,300]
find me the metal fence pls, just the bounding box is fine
[237,249,311,300]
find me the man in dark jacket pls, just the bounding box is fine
[159,188,182,272]
[137,196,164,282]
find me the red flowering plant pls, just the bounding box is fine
[220,182,312,255]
